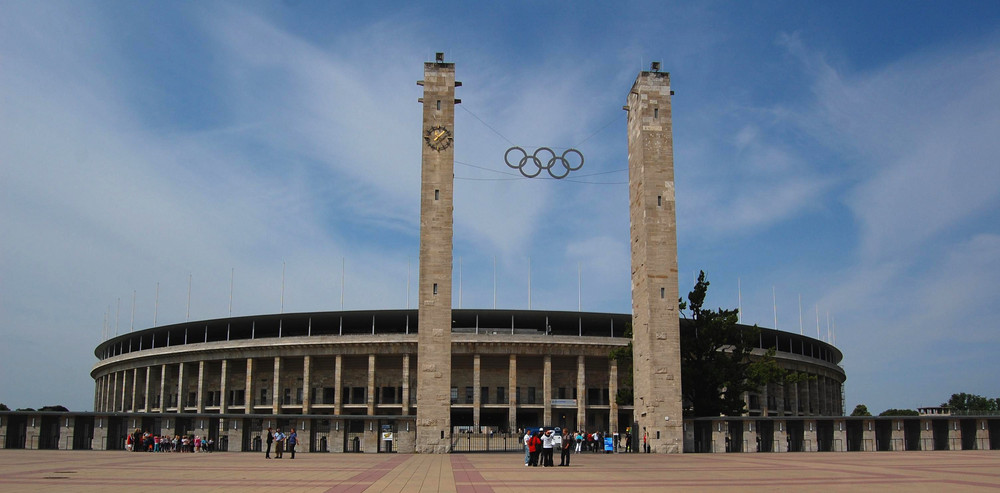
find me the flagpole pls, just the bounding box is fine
[341,257,345,311]
[798,293,803,335]
[492,256,496,309]
[527,257,531,310]
[815,304,820,338]
[280,261,285,314]
[229,268,234,318]
[130,290,136,333]
[772,286,777,331]
[459,257,463,309]
[154,282,159,327]
[737,277,742,324]
[186,274,192,321]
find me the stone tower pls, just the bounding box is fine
[625,67,683,453]
[415,53,459,453]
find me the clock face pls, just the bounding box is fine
[424,125,453,151]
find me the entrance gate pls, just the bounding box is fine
[451,429,523,452]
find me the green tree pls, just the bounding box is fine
[850,404,872,416]
[943,393,999,413]
[0,403,9,411]
[680,271,806,417]
[879,408,919,416]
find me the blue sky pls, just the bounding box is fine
[2,1,999,414]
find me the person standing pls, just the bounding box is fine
[274,428,285,458]
[265,428,273,458]
[541,429,554,467]
[528,431,542,466]
[523,429,531,466]
[559,428,573,466]
[286,428,297,459]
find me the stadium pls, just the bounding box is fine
[87,308,845,453]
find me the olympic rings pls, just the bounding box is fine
[504,146,585,179]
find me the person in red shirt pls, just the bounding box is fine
[528,431,542,466]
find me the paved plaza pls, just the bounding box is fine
[1,449,999,492]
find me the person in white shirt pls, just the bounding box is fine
[541,429,555,467]
[523,430,531,466]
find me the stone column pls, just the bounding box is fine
[862,419,876,451]
[609,358,619,433]
[94,378,101,412]
[302,355,311,414]
[130,368,139,412]
[804,419,817,452]
[143,366,152,412]
[577,356,586,432]
[159,365,166,412]
[473,354,481,427]
[245,358,254,414]
[367,354,376,416]
[744,420,758,453]
[625,68,682,453]
[220,359,228,414]
[272,357,281,415]
[177,363,185,412]
[890,419,904,451]
[833,419,847,452]
[415,54,458,453]
[119,371,127,412]
[543,355,552,425]
[197,360,205,413]
[919,419,933,451]
[774,420,788,452]
[402,354,411,416]
[334,355,343,415]
[977,419,989,450]
[508,355,517,432]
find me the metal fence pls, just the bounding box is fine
[451,432,524,453]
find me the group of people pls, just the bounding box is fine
[126,429,214,452]
[263,427,298,459]
[522,428,576,467]
[523,429,637,466]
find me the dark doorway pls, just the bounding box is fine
[845,420,863,451]
[989,420,1000,450]
[4,415,27,449]
[107,416,127,451]
[73,416,94,450]
[726,420,743,452]
[693,421,713,453]
[875,421,892,451]
[960,419,978,450]
[816,420,834,452]
[344,419,364,453]
[904,420,921,451]
[756,420,773,452]
[38,415,60,449]
[786,421,804,452]
[932,420,950,450]
[242,418,263,452]
[311,419,331,452]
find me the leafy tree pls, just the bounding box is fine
[850,404,872,416]
[879,408,919,416]
[0,403,9,411]
[39,405,69,412]
[680,271,807,417]
[943,393,999,413]
[609,270,810,416]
